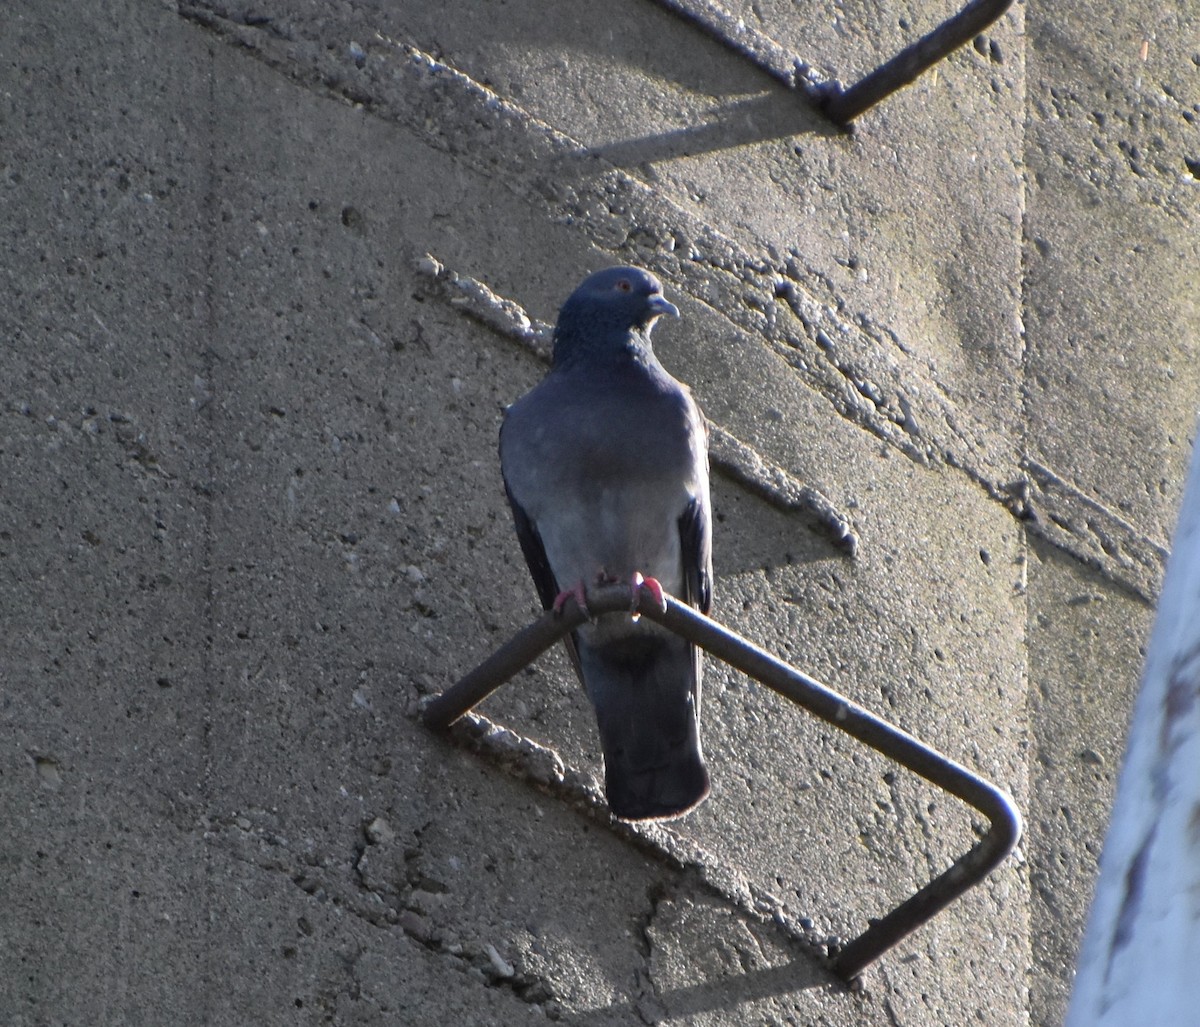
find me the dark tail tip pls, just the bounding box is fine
[605,758,710,822]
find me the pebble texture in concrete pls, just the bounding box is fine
[2,1,1197,1024]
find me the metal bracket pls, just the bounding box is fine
[646,0,1016,127]
[423,583,1022,981]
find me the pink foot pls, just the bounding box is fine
[552,580,589,618]
[630,572,666,617]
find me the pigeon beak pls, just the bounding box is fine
[647,294,680,320]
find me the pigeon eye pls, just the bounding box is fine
[616,279,632,292]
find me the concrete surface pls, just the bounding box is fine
[1,1,1197,1024]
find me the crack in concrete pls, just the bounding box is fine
[174,1,1166,601]
[632,880,670,1025]
[6,402,179,488]
[429,706,836,975]
[1021,458,1168,601]
[204,808,563,1010]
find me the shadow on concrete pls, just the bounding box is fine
[572,957,840,1024]
[557,91,840,174]
[711,478,839,577]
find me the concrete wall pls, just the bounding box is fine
[2,1,1196,1024]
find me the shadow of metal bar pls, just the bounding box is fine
[422,583,1022,980]
[644,0,1016,127]
[822,0,1016,125]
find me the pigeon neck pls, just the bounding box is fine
[551,326,657,373]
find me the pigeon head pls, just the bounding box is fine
[552,266,679,368]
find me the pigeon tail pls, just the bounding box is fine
[578,633,709,821]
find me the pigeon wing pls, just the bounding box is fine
[501,474,586,686]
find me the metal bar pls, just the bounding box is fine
[634,589,1022,978]
[645,0,820,96]
[421,601,587,730]
[424,583,1022,979]
[822,0,1016,125]
[646,0,1015,127]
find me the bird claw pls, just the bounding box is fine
[553,581,590,619]
[630,572,666,618]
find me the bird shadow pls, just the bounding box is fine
[552,89,841,179]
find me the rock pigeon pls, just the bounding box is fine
[499,266,713,821]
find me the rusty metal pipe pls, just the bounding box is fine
[646,0,1015,127]
[424,583,1022,978]
[822,0,1016,125]
[639,589,1021,978]
[420,600,588,730]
